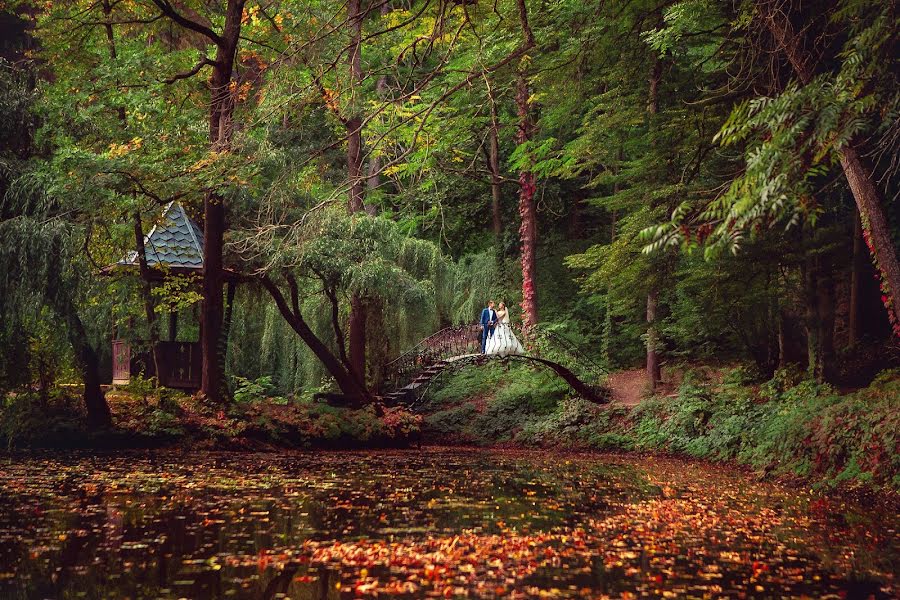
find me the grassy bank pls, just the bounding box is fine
[1,378,421,450]
[421,364,900,491]
[4,365,897,492]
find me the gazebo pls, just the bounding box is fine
[109,201,205,389]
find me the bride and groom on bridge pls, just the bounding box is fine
[480,300,525,356]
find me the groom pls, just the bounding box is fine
[480,300,498,353]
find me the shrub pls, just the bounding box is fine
[0,388,87,448]
[420,362,900,490]
[233,376,287,404]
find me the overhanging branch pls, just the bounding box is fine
[150,0,224,46]
[161,56,216,84]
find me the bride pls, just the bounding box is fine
[484,302,525,356]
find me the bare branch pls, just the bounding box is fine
[161,56,216,84]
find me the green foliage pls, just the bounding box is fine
[423,363,900,489]
[643,0,899,257]
[1,0,897,453]
[424,363,579,444]
[0,390,84,449]
[232,376,287,405]
[629,368,900,488]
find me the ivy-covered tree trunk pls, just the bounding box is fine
[516,71,538,328]
[488,98,503,239]
[758,0,900,337]
[838,147,900,336]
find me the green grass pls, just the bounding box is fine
[420,364,900,491]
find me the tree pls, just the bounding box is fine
[149,0,248,402]
[645,0,900,339]
[0,62,111,426]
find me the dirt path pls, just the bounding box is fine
[606,367,679,405]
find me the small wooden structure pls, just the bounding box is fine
[112,339,202,389]
[108,202,205,390]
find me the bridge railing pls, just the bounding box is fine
[383,323,483,391]
[382,321,609,397]
[518,324,609,386]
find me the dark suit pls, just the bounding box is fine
[480,307,497,353]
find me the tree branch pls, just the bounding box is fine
[150,0,224,46]
[161,56,216,84]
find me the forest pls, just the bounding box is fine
[0,1,898,597]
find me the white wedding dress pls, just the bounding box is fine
[484,310,525,356]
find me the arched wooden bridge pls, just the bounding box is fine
[380,323,611,406]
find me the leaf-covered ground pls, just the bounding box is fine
[0,449,896,599]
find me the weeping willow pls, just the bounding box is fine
[225,209,500,396]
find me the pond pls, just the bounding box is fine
[0,449,896,599]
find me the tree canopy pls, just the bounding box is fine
[0,0,897,412]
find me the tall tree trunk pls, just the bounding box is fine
[645,52,663,391]
[816,261,836,382]
[133,210,163,382]
[346,0,369,387]
[50,291,111,428]
[515,71,538,328]
[364,0,391,216]
[777,309,788,369]
[198,0,245,403]
[839,147,900,336]
[200,194,225,401]
[601,208,617,364]
[346,0,366,212]
[488,98,503,238]
[219,280,237,386]
[847,210,863,348]
[100,0,126,123]
[646,287,662,389]
[758,0,900,336]
[803,256,820,379]
[68,311,110,428]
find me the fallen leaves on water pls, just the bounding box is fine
[0,449,895,599]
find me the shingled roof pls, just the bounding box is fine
[119,202,204,270]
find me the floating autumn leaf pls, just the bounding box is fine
[0,450,894,599]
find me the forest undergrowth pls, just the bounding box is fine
[0,376,422,451]
[2,361,897,496]
[420,363,900,492]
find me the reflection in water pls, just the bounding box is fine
[0,449,896,599]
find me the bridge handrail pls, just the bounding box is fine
[520,323,608,379]
[382,321,608,392]
[383,323,479,370]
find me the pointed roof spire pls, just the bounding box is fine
[119,201,204,270]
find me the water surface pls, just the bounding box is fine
[0,449,896,598]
